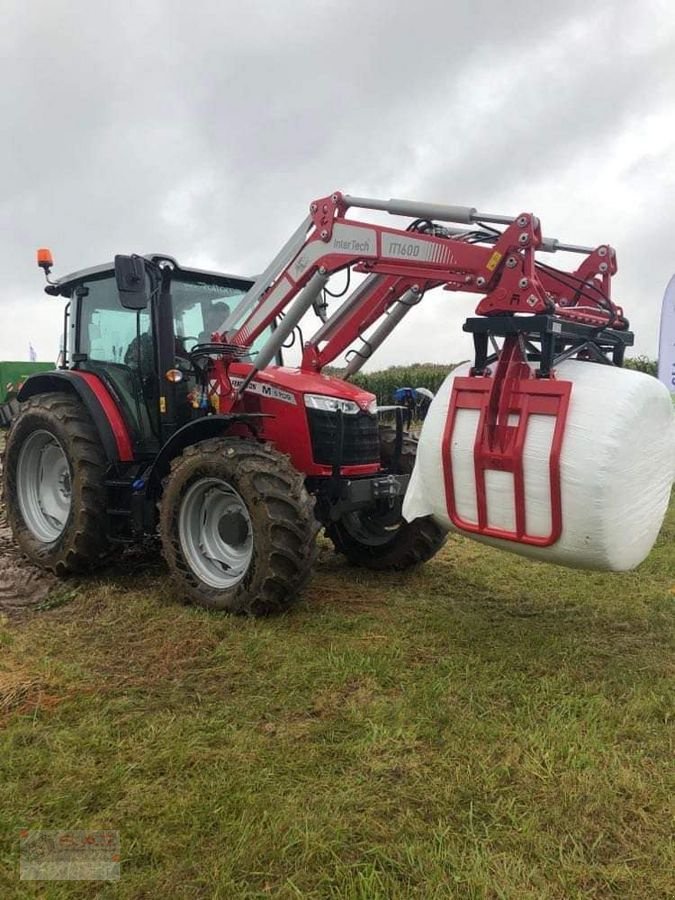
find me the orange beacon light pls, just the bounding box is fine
[37,248,54,272]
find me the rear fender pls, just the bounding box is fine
[17,370,134,463]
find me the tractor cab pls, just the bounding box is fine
[41,255,277,456]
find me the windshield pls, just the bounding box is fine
[171,276,276,362]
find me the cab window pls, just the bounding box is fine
[172,276,279,364]
[77,276,152,366]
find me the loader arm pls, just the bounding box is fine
[214,190,626,403]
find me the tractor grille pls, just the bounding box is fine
[307,409,380,466]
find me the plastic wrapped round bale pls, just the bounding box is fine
[403,359,675,571]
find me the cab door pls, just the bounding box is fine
[72,273,160,454]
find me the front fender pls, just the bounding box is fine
[146,413,269,494]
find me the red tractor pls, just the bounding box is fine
[3,192,632,613]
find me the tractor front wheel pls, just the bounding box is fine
[159,438,319,615]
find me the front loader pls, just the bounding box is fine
[3,192,633,613]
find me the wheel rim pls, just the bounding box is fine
[178,477,254,589]
[16,430,72,543]
[341,501,403,547]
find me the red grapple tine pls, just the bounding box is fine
[441,337,572,547]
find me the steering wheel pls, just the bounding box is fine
[176,335,199,352]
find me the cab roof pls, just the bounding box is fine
[45,254,255,297]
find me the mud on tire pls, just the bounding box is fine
[326,423,447,571]
[3,392,110,574]
[159,437,319,615]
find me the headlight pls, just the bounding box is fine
[304,393,361,415]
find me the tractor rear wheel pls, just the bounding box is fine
[159,437,319,615]
[3,392,110,574]
[326,424,447,571]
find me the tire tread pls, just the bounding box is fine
[159,437,319,615]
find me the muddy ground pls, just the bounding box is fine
[0,518,57,617]
[0,435,58,618]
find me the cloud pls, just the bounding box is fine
[1,0,674,365]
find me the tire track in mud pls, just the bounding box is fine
[0,443,57,617]
[0,520,57,616]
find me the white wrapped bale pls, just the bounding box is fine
[403,360,675,571]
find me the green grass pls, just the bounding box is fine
[1,498,673,899]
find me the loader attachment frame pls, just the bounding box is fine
[442,335,572,547]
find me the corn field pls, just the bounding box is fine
[346,355,657,407]
[348,363,460,406]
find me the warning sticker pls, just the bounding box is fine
[486,251,503,272]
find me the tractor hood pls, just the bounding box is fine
[228,363,376,411]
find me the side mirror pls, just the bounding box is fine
[114,255,149,309]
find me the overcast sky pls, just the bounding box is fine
[1,0,674,369]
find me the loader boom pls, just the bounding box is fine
[216,190,626,404]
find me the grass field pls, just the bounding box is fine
[1,496,673,898]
